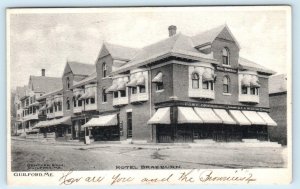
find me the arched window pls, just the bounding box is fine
[102,62,107,77]
[66,97,70,110]
[223,76,230,93]
[66,77,70,89]
[222,48,230,65]
[192,73,199,89]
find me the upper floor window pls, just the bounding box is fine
[102,63,107,78]
[113,91,119,98]
[222,48,230,65]
[66,97,70,110]
[192,73,200,89]
[153,72,164,91]
[73,97,77,107]
[139,86,146,93]
[102,88,107,102]
[241,86,248,94]
[66,77,70,89]
[202,81,209,90]
[90,97,95,104]
[223,76,230,93]
[131,87,137,94]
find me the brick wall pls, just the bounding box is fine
[268,93,287,145]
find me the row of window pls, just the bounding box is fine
[22,106,37,117]
[66,97,96,110]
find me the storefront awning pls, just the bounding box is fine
[178,107,203,124]
[83,114,118,127]
[229,110,251,125]
[152,72,163,83]
[194,108,222,123]
[79,92,89,100]
[148,107,170,124]
[33,116,71,128]
[213,109,236,124]
[242,111,266,125]
[257,112,277,126]
[39,105,46,111]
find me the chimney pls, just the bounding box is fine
[41,69,45,76]
[168,25,177,37]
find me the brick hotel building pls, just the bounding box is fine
[13,24,278,143]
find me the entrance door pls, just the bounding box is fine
[157,125,174,143]
[127,112,132,138]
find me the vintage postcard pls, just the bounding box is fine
[7,6,292,186]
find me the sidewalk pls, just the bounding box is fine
[11,136,283,149]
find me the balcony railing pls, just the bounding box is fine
[23,113,39,121]
[239,94,259,104]
[188,89,215,100]
[47,113,55,119]
[54,111,63,118]
[85,103,97,111]
[113,97,129,106]
[73,106,83,114]
[130,93,149,103]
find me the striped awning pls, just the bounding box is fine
[136,75,145,86]
[242,111,266,125]
[178,107,203,124]
[250,78,260,88]
[194,108,222,123]
[33,116,71,128]
[106,84,118,93]
[127,78,137,87]
[229,110,251,125]
[213,109,236,125]
[202,71,214,82]
[257,112,277,126]
[83,114,118,127]
[152,72,163,83]
[148,107,170,124]
[241,77,251,87]
[117,81,127,91]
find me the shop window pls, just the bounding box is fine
[139,86,146,93]
[66,97,70,110]
[222,48,230,65]
[120,90,126,97]
[202,81,209,89]
[102,62,107,78]
[223,76,230,93]
[132,87,137,94]
[90,98,95,104]
[192,73,199,89]
[242,86,248,94]
[156,82,164,91]
[113,91,119,98]
[102,88,107,102]
[73,97,77,107]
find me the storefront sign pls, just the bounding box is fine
[216,66,238,73]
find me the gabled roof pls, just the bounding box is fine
[67,61,95,76]
[72,72,97,88]
[238,57,276,75]
[29,76,62,93]
[15,86,28,98]
[37,88,64,100]
[192,24,240,48]
[112,33,217,74]
[269,74,287,94]
[104,42,139,61]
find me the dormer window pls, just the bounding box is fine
[102,62,107,77]
[222,48,230,65]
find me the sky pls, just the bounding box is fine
[8,7,290,90]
